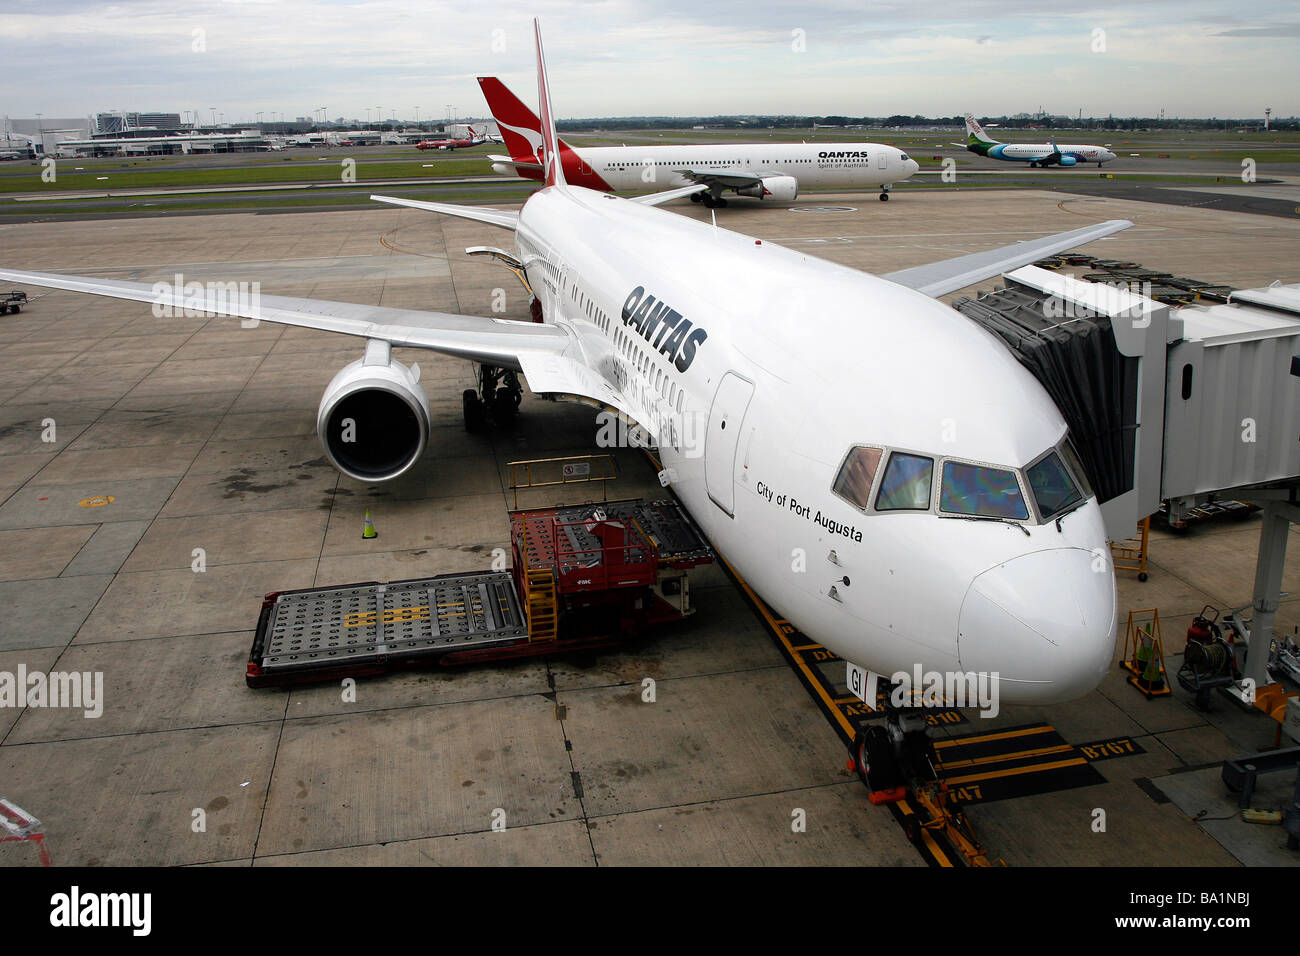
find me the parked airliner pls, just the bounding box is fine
[961,114,1116,167]
[416,125,489,150]
[479,76,919,206]
[0,25,1126,736]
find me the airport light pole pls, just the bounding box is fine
[210,107,216,127]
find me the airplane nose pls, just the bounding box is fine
[958,548,1116,703]
[907,159,920,176]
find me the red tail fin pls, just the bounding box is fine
[477,77,543,162]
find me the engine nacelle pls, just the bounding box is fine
[1057,155,1078,166]
[316,340,431,482]
[734,175,798,201]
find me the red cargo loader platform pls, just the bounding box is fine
[246,498,712,687]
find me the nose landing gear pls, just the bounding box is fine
[847,680,999,866]
[850,692,935,802]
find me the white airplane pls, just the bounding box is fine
[961,114,1116,167]
[0,23,1127,776]
[478,76,920,206]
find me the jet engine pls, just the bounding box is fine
[735,175,798,201]
[1057,155,1078,166]
[316,340,431,482]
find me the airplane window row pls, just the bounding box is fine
[830,441,1089,524]
[612,325,686,413]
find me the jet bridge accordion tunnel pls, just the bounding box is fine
[953,264,1300,693]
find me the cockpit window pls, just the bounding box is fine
[876,452,933,511]
[1060,439,1093,499]
[899,153,909,161]
[1027,451,1083,519]
[939,461,1028,520]
[831,446,883,511]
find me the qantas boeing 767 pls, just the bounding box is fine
[0,25,1126,756]
[478,76,920,206]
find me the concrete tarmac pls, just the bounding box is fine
[0,188,1296,866]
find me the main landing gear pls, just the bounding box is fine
[462,364,522,432]
[691,190,728,208]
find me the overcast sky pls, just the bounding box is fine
[2,0,1296,123]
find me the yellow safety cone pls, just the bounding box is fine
[362,509,378,540]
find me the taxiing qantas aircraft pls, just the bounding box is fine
[0,25,1127,744]
[960,113,1116,167]
[478,76,919,206]
[416,125,489,150]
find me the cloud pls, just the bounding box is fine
[1,0,1295,118]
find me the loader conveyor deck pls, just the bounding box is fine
[246,497,714,688]
[247,571,527,687]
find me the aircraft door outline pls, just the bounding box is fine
[705,371,755,517]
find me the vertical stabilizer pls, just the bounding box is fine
[533,19,567,190]
[965,113,999,145]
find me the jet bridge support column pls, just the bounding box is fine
[1233,498,1299,700]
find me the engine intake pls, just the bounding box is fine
[735,175,798,201]
[316,340,431,482]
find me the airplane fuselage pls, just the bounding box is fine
[512,184,1117,704]
[501,142,918,193]
[971,142,1116,166]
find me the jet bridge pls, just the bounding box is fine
[952,266,1300,698]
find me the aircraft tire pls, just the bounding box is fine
[855,725,901,793]
[462,389,484,432]
[493,387,517,424]
[879,192,889,201]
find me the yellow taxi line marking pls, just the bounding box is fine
[717,552,855,740]
[936,743,1075,770]
[934,725,1055,747]
[942,757,1088,787]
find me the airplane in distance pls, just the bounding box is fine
[478,75,919,206]
[416,125,490,150]
[0,22,1129,778]
[960,113,1117,167]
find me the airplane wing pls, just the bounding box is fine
[881,220,1133,298]
[0,268,568,370]
[673,167,761,189]
[370,194,519,231]
[631,183,709,206]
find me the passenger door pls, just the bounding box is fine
[705,372,755,516]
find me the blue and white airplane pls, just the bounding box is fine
[962,114,1116,167]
